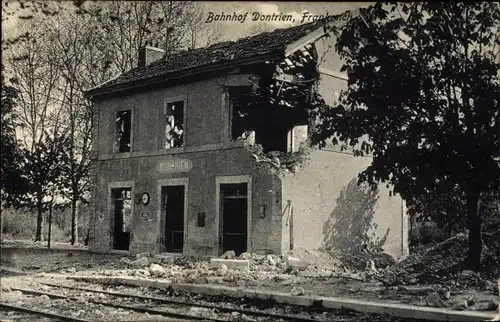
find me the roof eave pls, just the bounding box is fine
[84,51,283,99]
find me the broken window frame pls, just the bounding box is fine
[226,83,310,153]
[164,96,186,149]
[115,109,132,153]
[226,85,255,142]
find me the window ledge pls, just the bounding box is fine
[99,140,250,160]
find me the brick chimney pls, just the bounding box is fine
[138,43,165,67]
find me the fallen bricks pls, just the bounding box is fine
[67,275,497,321]
[210,258,249,270]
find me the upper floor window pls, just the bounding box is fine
[228,86,254,141]
[115,110,132,153]
[164,100,185,149]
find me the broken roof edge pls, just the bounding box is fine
[84,9,360,98]
[285,8,362,57]
[84,51,283,98]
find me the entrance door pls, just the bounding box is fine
[162,186,185,253]
[220,183,248,256]
[111,188,132,250]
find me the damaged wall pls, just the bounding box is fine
[279,29,409,260]
[89,74,286,256]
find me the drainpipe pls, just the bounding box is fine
[400,198,407,258]
[288,201,294,251]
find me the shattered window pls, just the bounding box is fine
[228,85,308,153]
[228,86,254,141]
[165,101,184,149]
[115,110,131,153]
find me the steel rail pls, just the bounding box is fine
[10,287,221,321]
[0,302,90,322]
[41,282,324,322]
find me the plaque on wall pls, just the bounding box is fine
[158,159,193,173]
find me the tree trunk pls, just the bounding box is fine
[34,201,44,242]
[70,197,78,245]
[0,208,4,243]
[465,194,482,271]
[47,202,53,250]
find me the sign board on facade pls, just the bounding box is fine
[158,159,193,173]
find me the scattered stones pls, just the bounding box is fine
[130,257,149,268]
[183,269,200,283]
[471,300,499,311]
[425,292,449,308]
[211,258,249,270]
[290,286,305,296]
[120,257,131,265]
[452,299,468,311]
[287,256,309,270]
[220,251,236,259]
[216,264,228,276]
[239,252,251,260]
[267,254,276,266]
[136,252,150,259]
[153,254,175,264]
[149,264,166,277]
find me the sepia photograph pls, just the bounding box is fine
[1,1,499,321]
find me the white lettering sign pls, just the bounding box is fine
[158,159,193,173]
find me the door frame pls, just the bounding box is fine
[108,181,135,253]
[215,175,252,255]
[157,178,189,254]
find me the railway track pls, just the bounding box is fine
[3,282,324,321]
[0,302,89,322]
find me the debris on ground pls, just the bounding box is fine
[5,237,497,314]
[376,233,499,289]
[425,292,449,308]
[129,256,149,268]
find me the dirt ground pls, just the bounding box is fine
[1,239,499,315]
[1,240,125,272]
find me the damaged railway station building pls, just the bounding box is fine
[85,14,410,260]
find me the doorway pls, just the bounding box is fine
[220,183,248,256]
[110,188,132,251]
[161,185,185,253]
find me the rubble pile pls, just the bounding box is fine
[376,233,499,289]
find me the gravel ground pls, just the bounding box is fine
[1,243,498,317]
[1,275,431,322]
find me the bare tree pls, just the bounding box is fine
[184,3,222,49]
[43,11,95,245]
[79,1,208,73]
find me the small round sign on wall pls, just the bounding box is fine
[141,192,150,206]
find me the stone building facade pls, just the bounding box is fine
[85,15,409,260]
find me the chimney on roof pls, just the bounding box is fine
[138,44,165,68]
